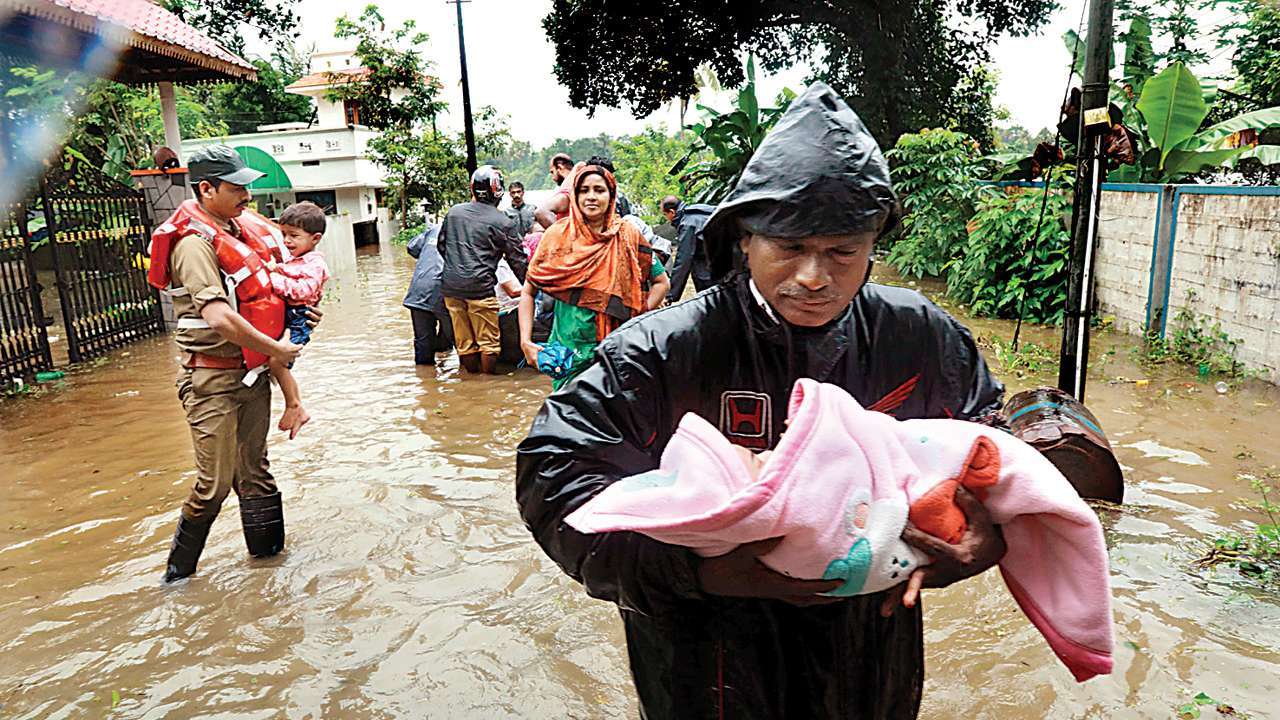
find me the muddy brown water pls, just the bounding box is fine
[2,251,1278,718]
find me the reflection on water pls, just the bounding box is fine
[2,253,1278,718]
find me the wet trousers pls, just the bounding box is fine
[444,296,500,357]
[176,367,277,521]
[411,308,454,365]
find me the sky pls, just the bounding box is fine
[261,0,1236,146]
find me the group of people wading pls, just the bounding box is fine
[149,83,1113,720]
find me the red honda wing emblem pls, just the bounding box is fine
[720,391,772,450]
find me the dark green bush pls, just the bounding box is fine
[884,128,983,278]
[944,170,1071,324]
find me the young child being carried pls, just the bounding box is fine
[566,378,1115,683]
[267,201,331,438]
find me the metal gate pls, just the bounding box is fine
[0,201,53,383]
[43,167,164,363]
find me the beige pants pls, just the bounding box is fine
[176,367,276,521]
[444,296,501,356]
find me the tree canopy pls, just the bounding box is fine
[164,0,300,54]
[541,0,1057,148]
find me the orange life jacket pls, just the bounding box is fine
[148,200,286,374]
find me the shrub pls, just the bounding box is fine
[945,170,1071,324]
[1142,289,1250,377]
[393,222,426,246]
[884,128,983,278]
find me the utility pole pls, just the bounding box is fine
[448,0,477,175]
[1057,0,1115,402]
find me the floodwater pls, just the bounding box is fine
[2,250,1278,719]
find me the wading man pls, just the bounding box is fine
[516,84,1008,719]
[438,165,528,374]
[148,146,304,583]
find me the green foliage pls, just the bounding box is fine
[675,58,792,203]
[1153,0,1211,67]
[324,5,454,220]
[392,222,427,246]
[328,5,446,131]
[1121,13,1156,94]
[1230,2,1280,107]
[486,129,691,218]
[1195,470,1280,589]
[540,0,1055,148]
[1142,289,1250,377]
[164,0,300,54]
[64,82,227,181]
[994,125,1053,155]
[946,170,1072,324]
[884,128,983,278]
[1111,62,1280,181]
[978,335,1056,379]
[1138,62,1208,167]
[1175,691,1223,719]
[611,128,695,222]
[212,50,313,135]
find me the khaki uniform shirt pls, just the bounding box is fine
[170,230,240,358]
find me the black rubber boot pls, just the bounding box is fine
[163,514,215,583]
[240,493,285,558]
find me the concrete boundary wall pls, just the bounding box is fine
[1092,183,1280,383]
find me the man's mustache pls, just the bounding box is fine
[775,286,836,302]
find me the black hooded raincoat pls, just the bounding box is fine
[516,83,1005,720]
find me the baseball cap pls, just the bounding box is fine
[187,145,265,187]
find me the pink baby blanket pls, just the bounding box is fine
[565,378,1114,681]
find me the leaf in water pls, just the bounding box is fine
[112,689,120,708]
[1194,692,1218,705]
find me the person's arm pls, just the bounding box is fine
[646,272,670,311]
[534,193,567,228]
[947,315,1006,421]
[518,279,542,366]
[516,343,703,616]
[499,222,528,283]
[517,341,839,615]
[666,220,697,304]
[500,278,522,298]
[435,215,449,263]
[200,300,300,365]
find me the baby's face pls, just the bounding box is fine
[732,445,772,479]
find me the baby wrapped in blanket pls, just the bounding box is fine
[565,378,1114,682]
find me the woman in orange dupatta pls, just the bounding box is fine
[518,164,670,389]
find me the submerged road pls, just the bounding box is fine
[2,248,1278,718]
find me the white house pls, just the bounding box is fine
[181,50,401,280]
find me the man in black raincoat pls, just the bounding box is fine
[516,83,1008,720]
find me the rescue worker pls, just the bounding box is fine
[516,83,1008,719]
[438,165,528,374]
[661,194,716,303]
[148,145,303,583]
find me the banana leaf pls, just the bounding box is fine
[1063,30,1086,79]
[1194,106,1280,147]
[1161,147,1247,179]
[1122,15,1154,93]
[1230,144,1280,166]
[1137,62,1208,167]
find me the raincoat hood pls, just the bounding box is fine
[702,82,899,278]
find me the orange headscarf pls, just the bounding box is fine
[527,164,652,340]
